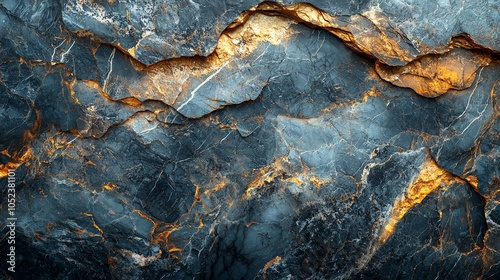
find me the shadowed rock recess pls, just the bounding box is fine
[1,0,499,279]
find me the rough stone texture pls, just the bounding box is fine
[59,0,499,65]
[0,0,499,279]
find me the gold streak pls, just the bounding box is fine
[82,212,105,243]
[378,156,461,244]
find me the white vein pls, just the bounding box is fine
[456,67,484,121]
[219,131,232,144]
[103,48,116,93]
[60,41,76,63]
[176,60,230,112]
[66,136,78,145]
[149,169,164,194]
[459,93,489,136]
[138,124,158,135]
[51,40,66,62]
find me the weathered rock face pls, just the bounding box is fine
[0,0,499,279]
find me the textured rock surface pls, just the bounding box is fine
[0,0,499,279]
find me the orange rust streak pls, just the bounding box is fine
[102,182,118,191]
[119,97,143,106]
[167,247,182,253]
[132,209,158,239]
[378,156,462,244]
[0,148,34,178]
[246,221,257,227]
[244,156,288,198]
[188,185,202,212]
[153,225,182,258]
[153,227,176,246]
[310,176,329,189]
[213,181,227,192]
[108,257,118,265]
[264,256,282,270]
[376,50,492,97]
[82,212,105,243]
[0,164,19,178]
[284,177,303,185]
[466,175,479,191]
[0,107,40,178]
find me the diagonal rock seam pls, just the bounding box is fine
[357,151,490,274]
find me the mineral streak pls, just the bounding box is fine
[0,0,499,279]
